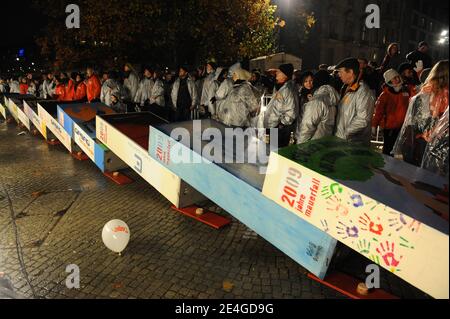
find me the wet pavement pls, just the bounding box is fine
[0,119,426,299]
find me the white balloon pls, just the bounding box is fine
[102,219,130,253]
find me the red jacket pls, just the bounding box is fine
[74,82,87,101]
[19,83,29,95]
[64,79,75,101]
[372,85,411,129]
[54,84,66,101]
[86,74,101,102]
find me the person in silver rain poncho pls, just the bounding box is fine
[217,68,260,128]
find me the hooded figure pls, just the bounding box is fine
[43,74,56,99]
[134,67,154,107]
[101,71,121,106]
[150,71,165,107]
[201,67,224,117]
[393,60,449,166]
[264,63,299,146]
[9,79,20,93]
[421,105,449,177]
[295,71,339,144]
[215,62,242,117]
[123,63,140,102]
[0,78,9,93]
[110,92,127,113]
[200,61,217,115]
[217,68,260,127]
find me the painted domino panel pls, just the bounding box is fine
[37,102,72,152]
[148,126,337,279]
[96,115,183,207]
[17,104,31,131]
[262,146,449,299]
[7,98,19,123]
[24,101,47,139]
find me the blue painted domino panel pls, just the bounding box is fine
[57,103,110,172]
[148,124,337,279]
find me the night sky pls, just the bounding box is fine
[2,1,46,49]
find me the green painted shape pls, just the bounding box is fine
[278,137,385,182]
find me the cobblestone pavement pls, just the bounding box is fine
[0,119,425,299]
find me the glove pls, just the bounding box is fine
[414,60,423,73]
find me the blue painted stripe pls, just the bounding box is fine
[94,143,105,172]
[148,126,337,279]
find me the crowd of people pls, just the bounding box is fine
[0,41,448,176]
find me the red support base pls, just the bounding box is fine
[171,205,231,230]
[103,171,134,185]
[46,139,61,146]
[71,151,89,161]
[307,272,399,299]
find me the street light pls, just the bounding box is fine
[438,29,449,45]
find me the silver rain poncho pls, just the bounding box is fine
[124,72,140,102]
[201,68,223,116]
[101,79,121,106]
[134,77,154,106]
[421,105,449,177]
[200,71,216,107]
[334,81,375,145]
[215,78,234,117]
[217,81,260,127]
[392,92,441,165]
[295,85,339,144]
[263,80,299,128]
[42,79,56,98]
[150,78,165,107]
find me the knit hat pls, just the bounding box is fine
[383,69,401,84]
[278,63,294,79]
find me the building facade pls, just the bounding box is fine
[277,0,449,70]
